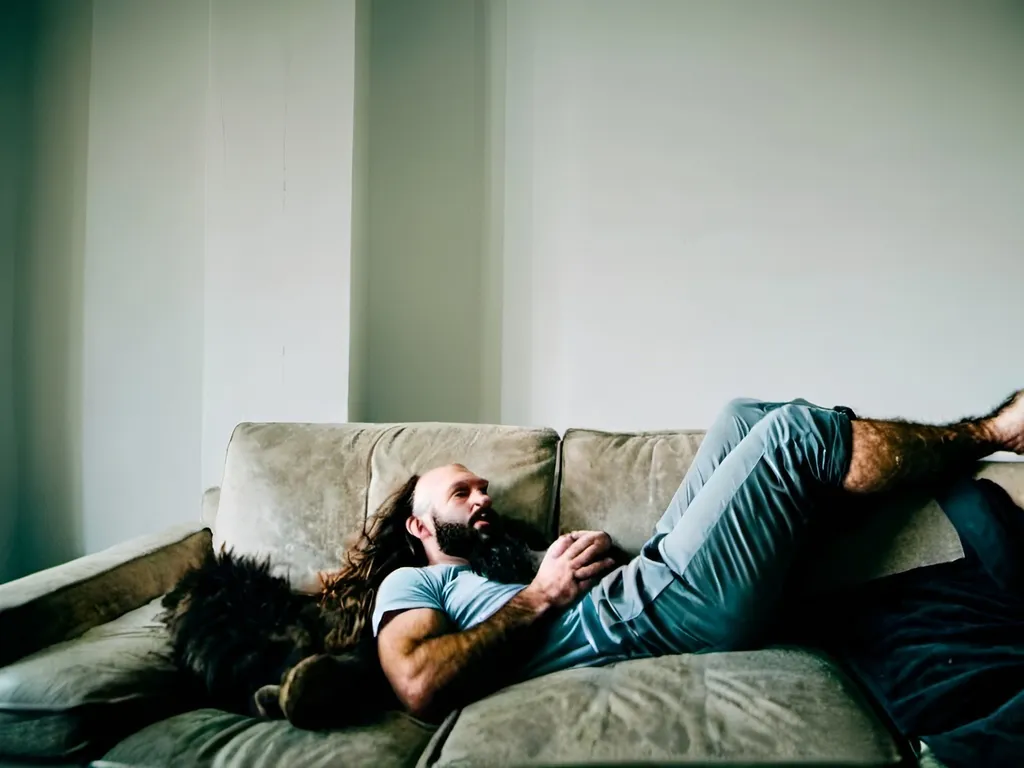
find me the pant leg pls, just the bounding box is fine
[653,397,819,537]
[582,398,848,657]
[624,402,853,655]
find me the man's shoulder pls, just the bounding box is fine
[372,565,472,635]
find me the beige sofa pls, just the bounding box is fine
[2,420,1022,767]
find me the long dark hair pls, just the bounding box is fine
[319,475,424,651]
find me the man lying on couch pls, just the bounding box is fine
[278,389,1024,766]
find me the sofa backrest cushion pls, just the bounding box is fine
[366,424,560,536]
[213,422,392,584]
[557,429,706,556]
[557,429,1024,594]
[214,422,559,585]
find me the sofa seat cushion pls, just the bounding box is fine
[101,708,437,768]
[0,597,190,761]
[425,648,904,766]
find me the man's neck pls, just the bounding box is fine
[427,552,469,568]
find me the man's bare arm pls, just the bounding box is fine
[377,591,548,718]
[377,532,614,719]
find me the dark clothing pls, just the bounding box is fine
[803,477,1024,768]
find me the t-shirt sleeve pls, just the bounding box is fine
[371,567,444,636]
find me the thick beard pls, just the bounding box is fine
[433,517,538,585]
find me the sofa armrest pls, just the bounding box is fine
[202,486,220,528]
[0,524,210,667]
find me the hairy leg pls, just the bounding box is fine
[844,390,1024,494]
[617,391,1024,654]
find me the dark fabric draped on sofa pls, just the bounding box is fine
[793,477,1024,768]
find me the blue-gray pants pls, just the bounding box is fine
[584,398,854,657]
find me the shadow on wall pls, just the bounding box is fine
[0,3,31,582]
[359,0,503,426]
[2,0,93,581]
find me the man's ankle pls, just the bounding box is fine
[975,417,1004,451]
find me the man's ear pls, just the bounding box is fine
[406,514,430,541]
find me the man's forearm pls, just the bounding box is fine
[402,588,551,715]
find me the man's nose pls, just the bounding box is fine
[471,490,491,511]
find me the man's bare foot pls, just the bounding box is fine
[279,654,349,730]
[987,390,1024,454]
[279,651,395,730]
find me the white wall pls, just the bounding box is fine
[363,0,494,424]
[203,0,358,488]
[10,0,1022,574]
[4,0,359,570]
[348,0,372,422]
[83,0,207,552]
[499,0,1024,432]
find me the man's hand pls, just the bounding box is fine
[521,531,616,611]
[378,530,617,719]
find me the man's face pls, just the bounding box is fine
[411,464,537,584]
[415,464,501,560]
[421,464,495,540]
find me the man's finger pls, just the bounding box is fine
[571,539,613,569]
[569,542,600,569]
[575,558,616,581]
[547,534,575,559]
[563,532,602,560]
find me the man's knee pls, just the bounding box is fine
[719,397,817,424]
[758,403,849,486]
[718,397,768,427]
[760,402,819,435]
[723,397,764,412]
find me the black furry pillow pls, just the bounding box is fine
[159,549,325,715]
[159,548,394,726]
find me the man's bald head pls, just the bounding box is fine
[401,465,537,583]
[405,464,496,564]
[412,464,473,519]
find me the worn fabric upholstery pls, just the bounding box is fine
[976,460,1024,506]
[214,423,560,586]
[791,494,965,594]
[6,412,1022,767]
[0,598,190,761]
[101,708,437,768]
[787,457,1024,593]
[558,429,974,593]
[201,487,220,528]
[0,525,210,667]
[557,429,705,554]
[213,422,394,585]
[918,742,953,768]
[427,649,902,766]
[367,424,560,537]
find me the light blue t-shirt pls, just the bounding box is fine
[371,564,609,680]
